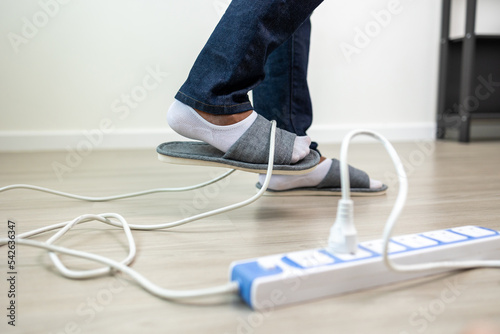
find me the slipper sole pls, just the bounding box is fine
[255,183,388,197]
[157,141,320,175]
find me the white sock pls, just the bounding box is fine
[259,159,384,190]
[259,159,333,191]
[167,100,311,163]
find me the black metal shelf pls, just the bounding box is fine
[437,0,500,142]
[449,35,500,43]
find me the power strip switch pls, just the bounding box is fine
[229,226,500,310]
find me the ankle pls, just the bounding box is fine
[194,109,254,126]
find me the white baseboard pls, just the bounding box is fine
[0,123,436,152]
[0,129,183,152]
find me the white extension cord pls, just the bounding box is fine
[330,129,500,270]
[0,126,499,304]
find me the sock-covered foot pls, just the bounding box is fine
[167,100,311,163]
[258,159,383,191]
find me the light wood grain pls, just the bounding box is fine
[1,141,500,334]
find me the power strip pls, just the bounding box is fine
[230,226,500,310]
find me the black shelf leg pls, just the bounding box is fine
[437,0,452,139]
[458,0,478,142]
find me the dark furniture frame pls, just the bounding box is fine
[437,0,500,142]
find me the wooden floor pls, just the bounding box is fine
[1,141,499,334]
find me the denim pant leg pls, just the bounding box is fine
[175,0,323,115]
[252,17,319,153]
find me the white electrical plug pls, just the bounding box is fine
[327,198,358,255]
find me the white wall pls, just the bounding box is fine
[0,0,497,151]
[308,0,441,143]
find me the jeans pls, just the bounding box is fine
[253,17,317,151]
[175,0,323,149]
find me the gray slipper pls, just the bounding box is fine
[256,159,388,196]
[157,114,320,175]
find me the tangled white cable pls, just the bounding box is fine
[3,126,498,304]
[0,120,278,300]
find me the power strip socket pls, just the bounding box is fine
[229,226,500,310]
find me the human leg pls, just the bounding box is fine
[168,0,323,164]
[175,0,323,115]
[253,17,317,151]
[252,17,385,193]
